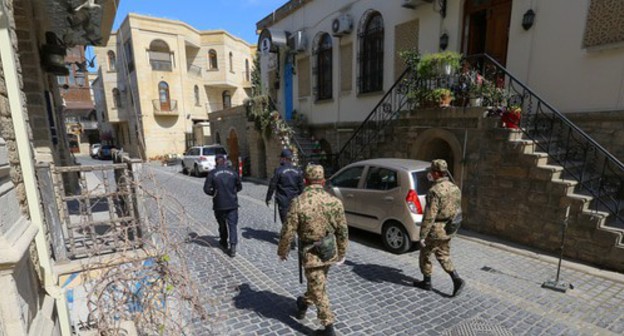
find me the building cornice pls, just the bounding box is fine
[256,0,314,30]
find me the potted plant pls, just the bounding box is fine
[501,105,522,129]
[417,51,462,78]
[433,88,453,108]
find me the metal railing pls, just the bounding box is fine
[464,54,624,229]
[150,60,173,72]
[36,158,145,261]
[152,99,178,113]
[188,64,202,77]
[335,67,417,169]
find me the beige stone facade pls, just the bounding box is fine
[94,14,255,160]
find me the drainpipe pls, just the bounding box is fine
[0,4,70,336]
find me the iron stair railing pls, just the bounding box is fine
[335,67,417,169]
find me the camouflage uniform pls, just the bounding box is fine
[418,160,462,277]
[277,165,348,328]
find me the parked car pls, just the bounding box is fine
[326,158,433,254]
[97,145,116,160]
[182,145,228,176]
[90,143,101,158]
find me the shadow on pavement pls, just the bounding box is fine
[234,283,315,335]
[344,260,414,287]
[241,227,279,245]
[188,232,221,249]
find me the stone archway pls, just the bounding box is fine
[227,128,240,172]
[411,128,463,187]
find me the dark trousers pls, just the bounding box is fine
[215,209,238,246]
[278,205,289,225]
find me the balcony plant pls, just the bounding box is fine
[417,51,462,78]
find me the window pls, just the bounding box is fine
[208,49,218,69]
[583,0,624,48]
[222,90,232,109]
[194,85,200,106]
[158,81,171,111]
[331,166,364,188]
[124,40,134,72]
[365,167,398,190]
[245,59,250,81]
[107,50,116,71]
[316,33,333,100]
[359,12,384,93]
[229,52,233,72]
[412,171,432,195]
[149,40,173,71]
[202,147,227,156]
[112,88,122,108]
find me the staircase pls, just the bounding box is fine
[330,53,624,269]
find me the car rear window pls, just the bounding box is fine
[412,171,431,195]
[203,147,227,156]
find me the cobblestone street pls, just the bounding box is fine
[140,161,624,336]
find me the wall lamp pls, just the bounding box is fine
[522,9,536,30]
[41,32,68,75]
[439,33,449,51]
[437,0,447,18]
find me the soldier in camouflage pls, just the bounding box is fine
[413,159,465,297]
[277,164,348,336]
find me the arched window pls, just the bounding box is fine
[222,90,231,109]
[194,85,200,106]
[245,59,250,82]
[107,50,116,71]
[229,52,233,72]
[208,49,218,69]
[112,88,122,108]
[359,11,384,93]
[158,81,171,111]
[316,33,333,100]
[149,39,173,71]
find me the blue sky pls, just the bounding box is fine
[112,0,287,44]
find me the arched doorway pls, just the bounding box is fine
[227,129,240,173]
[411,128,463,186]
[418,138,455,175]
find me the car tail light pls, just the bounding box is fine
[199,156,207,161]
[406,189,423,214]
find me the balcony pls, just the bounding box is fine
[152,99,178,116]
[150,60,173,72]
[80,121,98,130]
[188,64,202,77]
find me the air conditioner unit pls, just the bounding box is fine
[401,0,433,9]
[332,14,353,37]
[288,30,307,52]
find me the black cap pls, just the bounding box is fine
[215,154,226,161]
[280,148,293,159]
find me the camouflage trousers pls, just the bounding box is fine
[419,238,455,276]
[303,265,334,326]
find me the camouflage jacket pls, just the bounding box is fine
[277,185,348,268]
[419,177,462,241]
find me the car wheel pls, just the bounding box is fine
[382,221,411,254]
[193,164,199,177]
[181,163,187,175]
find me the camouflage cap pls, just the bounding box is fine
[430,159,448,173]
[305,164,325,181]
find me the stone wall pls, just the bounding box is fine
[367,106,624,271]
[209,106,250,172]
[566,110,624,163]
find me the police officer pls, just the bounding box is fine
[266,148,305,224]
[413,159,465,297]
[204,154,242,257]
[277,165,348,336]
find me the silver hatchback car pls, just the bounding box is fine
[327,158,432,254]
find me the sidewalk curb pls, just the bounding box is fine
[458,230,624,284]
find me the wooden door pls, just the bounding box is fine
[463,0,512,66]
[485,2,512,65]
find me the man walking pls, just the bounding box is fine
[277,165,348,336]
[204,153,242,257]
[413,159,465,297]
[266,148,304,224]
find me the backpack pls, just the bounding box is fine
[445,210,462,235]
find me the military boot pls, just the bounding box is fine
[219,239,228,250]
[228,244,236,258]
[295,296,308,319]
[450,270,465,297]
[413,275,432,290]
[315,324,335,336]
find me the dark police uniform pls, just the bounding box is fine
[265,149,304,224]
[204,154,242,256]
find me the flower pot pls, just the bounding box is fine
[470,97,483,107]
[439,94,453,108]
[501,111,521,129]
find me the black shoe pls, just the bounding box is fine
[295,296,308,319]
[450,270,465,297]
[290,242,296,250]
[413,275,432,290]
[228,244,236,258]
[219,239,228,250]
[315,324,335,336]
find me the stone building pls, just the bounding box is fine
[93,14,256,160]
[0,0,118,335]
